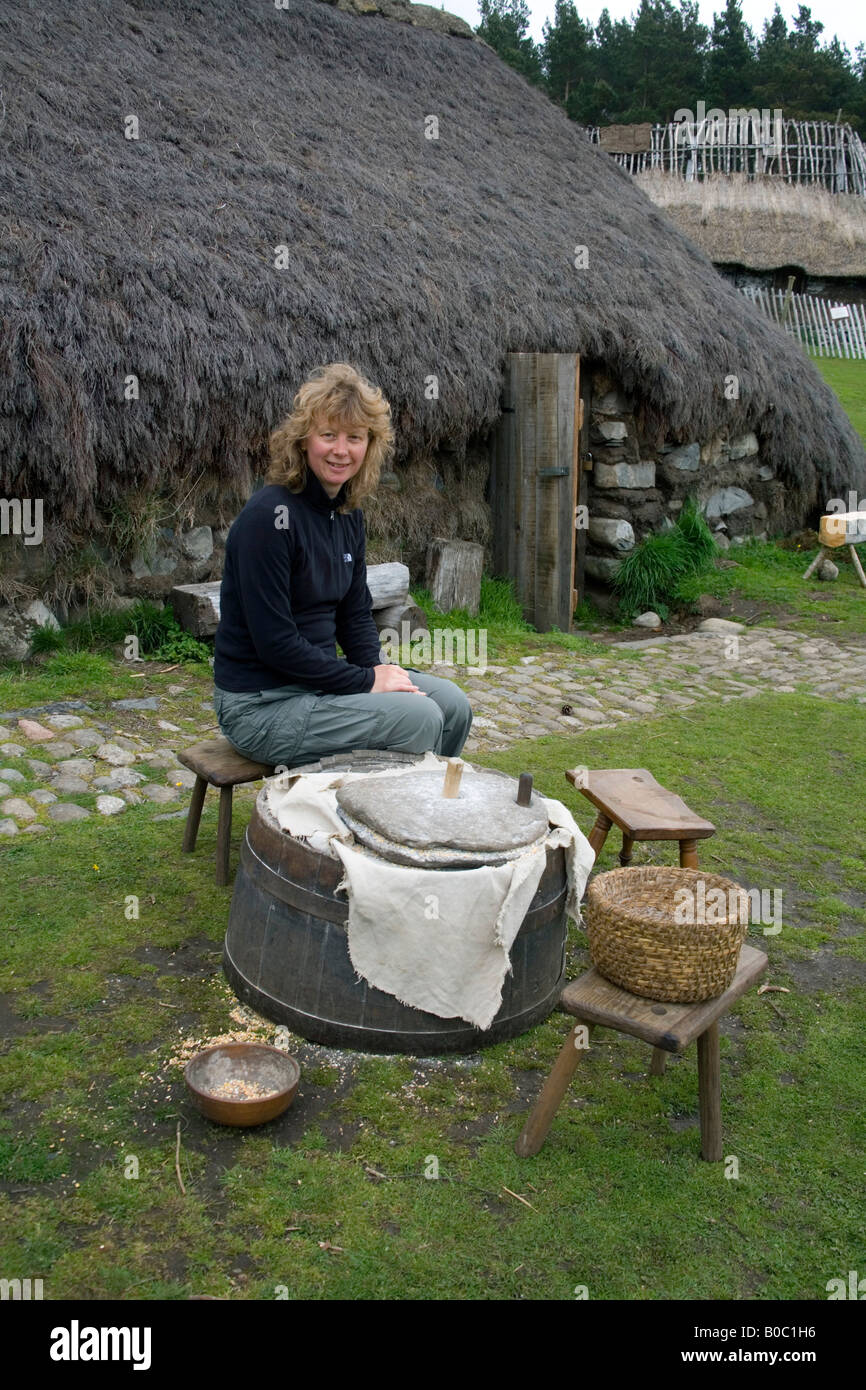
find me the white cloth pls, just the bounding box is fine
[265,756,594,1029]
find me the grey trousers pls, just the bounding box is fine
[213,669,472,768]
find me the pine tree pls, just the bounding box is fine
[706,0,756,110]
[477,0,545,88]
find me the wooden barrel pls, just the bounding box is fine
[224,752,569,1054]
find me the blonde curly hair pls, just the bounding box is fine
[266,363,395,509]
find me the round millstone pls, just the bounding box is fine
[336,768,547,857]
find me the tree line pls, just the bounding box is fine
[477,0,866,134]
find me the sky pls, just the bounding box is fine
[442,1,864,54]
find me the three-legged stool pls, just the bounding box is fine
[177,737,274,886]
[515,943,767,1159]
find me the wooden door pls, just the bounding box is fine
[490,353,582,633]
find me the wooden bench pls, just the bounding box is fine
[567,765,716,1077]
[177,737,274,886]
[803,511,866,590]
[515,944,768,1159]
[566,766,716,869]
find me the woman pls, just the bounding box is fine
[213,363,472,767]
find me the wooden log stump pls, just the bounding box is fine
[425,539,483,617]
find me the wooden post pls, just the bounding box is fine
[514,1024,594,1157]
[490,353,580,633]
[849,545,866,590]
[649,1047,667,1077]
[216,785,233,887]
[697,1022,723,1161]
[587,812,612,861]
[182,776,208,853]
[425,539,484,617]
[679,837,699,869]
[442,758,463,798]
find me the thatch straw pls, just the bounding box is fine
[637,172,866,279]
[1,0,864,537]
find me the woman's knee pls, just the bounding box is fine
[385,695,445,752]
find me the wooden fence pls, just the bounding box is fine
[739,286,866,359]
[586,119,866,195]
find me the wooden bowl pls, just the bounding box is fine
[184,1043,300,1126]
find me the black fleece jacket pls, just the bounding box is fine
[213,474,381,694]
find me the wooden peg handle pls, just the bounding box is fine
[442,758,463,798]
[516,772,533,806]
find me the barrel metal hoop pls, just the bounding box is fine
[240,835,349,924]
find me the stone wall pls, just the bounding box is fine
[583,365,780,584]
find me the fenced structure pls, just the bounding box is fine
[587,120,866,195]
[739,286,866,359]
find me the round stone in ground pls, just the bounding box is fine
[0,818,19,836]
[25,759,52,778]
[29,790,58,805]
[0,742,26,758]
[52,776,92,794]
[17,719,57,742]
[23,824,48,835]
[97,743,138,766]
[92,769,146,790]
[48,803,91,822]
[96,795,126,816]
[0,768,26,783]
[65,728,105,749]
[170,768,198,789]
[54,758,95,780]
[139,784,181,803]
[1,797,37,822]
[42,741,77,759]
[46,714,85,729]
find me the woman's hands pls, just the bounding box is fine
[371,664,425,694]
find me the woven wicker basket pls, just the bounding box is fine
[585,866,750,1003]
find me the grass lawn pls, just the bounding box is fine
[1,664,864,1300]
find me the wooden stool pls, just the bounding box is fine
[803,511,866,591]
[515,943,767,1160]
[177,737,274,886]
[566,767,715,869]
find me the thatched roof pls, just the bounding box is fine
[636,173,866,279]
[1,0,864,541]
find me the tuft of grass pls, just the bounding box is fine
[614,497,719,618]
[18,600,212,669]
